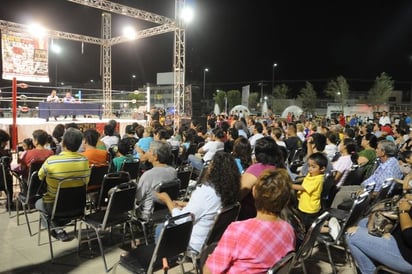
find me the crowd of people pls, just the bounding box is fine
[1,108,412,273]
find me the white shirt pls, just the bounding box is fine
[201,141,224,162]
[379,115,391,126]
[171,184,221,253]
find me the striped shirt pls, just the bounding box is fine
[38,151,90,204]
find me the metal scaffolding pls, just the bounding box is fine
[0,0,186,121]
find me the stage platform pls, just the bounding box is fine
[0,117,147,145]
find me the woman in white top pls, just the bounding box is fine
[156,151,240,253]
[333,138,358,186]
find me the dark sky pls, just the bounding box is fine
[1,0,412,93]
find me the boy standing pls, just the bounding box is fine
[292,152,327,229]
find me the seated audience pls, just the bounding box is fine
[82,128,109,167]
[203,169,295,274]
[111,137,136,172]
[135,141,176,221]
[156,151,240,254]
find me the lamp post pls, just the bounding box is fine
[203,68,209,99]
[131,74,136,91]
[272,63,278,94]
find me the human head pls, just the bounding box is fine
[154,127,170,141]
[52,124,65,143]
[65,91,72,97]
[254,122,263,134]
[51,89,57,96]
[148,140,172,164]
[62,128,83,152]
[118,137,135,156]
[206,151,240,207]
[22,138,34,150]
[253,169,292,216]
[83,128,100,147]
[307,152,328,176]
[32,129,49,146]
[104,124,115,136]
[362,133,378,149]
[309,133,327,152]
[232,136,252,168]
[0,129,10,150]
[125,125,135,135]
[376,140,397,158]
[254,136,284,167]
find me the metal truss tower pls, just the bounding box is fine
[0,0,186,120]
[174,0,186,128]
[101,13,112,117]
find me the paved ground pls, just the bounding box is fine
[0,198,357,274]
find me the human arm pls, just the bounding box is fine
[155,192,186,212]
[240,172,257,200]
[291,183,305,191]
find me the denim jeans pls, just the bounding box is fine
[188,155,203,171]
[346,218,412,274]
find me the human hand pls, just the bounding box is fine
[398,198,412,211]
[155,192,170,202]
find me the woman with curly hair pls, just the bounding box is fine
[156,151,240,254]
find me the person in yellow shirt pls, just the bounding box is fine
[292,152,327,229]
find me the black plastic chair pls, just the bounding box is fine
[318,191,371,274]
[16,171,45,236]
[97,171,131,210]
[291,211,330,274]
[188,202,241,274]
[121,160,140,182]
[37,177,87,261]
[137,177,182,245]
[113,212,194,274]
[78,182,137,272]
[86,164,109,212]
[267,251,296,274]
[0,155,12,215]
[321,171,338,212]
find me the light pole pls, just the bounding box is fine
[272,63,278,94]
[203,68,209,99]
[131,74,136,91]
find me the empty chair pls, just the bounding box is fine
[267,251,296,274]
[78,182,137,272]
[37,177,87,261]
[16,170,45,236]
[317,191,371,274]
[291,211,330,274]
[97,171,131,210]
[113,212,194,274]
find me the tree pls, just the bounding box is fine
[367,72,394,111]
[227,90,241,111]
[272,84,289,99]
[325,75,349,112]
[248,92,259,110]
[214,90,227,113]
[271,84,290,114]
[297,81,317,113]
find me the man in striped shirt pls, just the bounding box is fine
[35,128,90,241]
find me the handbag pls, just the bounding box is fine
[367,196,400,237]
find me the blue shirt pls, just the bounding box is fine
[361,157,402,191]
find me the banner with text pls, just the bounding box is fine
[1,31,49,82]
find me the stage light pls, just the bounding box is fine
[28,23,47,38]
[123,26,136,39]
[181,7,194,23]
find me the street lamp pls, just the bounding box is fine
[272,63,278,94]
[131,74,136,91]
[203,68,209,99]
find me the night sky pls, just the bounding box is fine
[1,0,412,94]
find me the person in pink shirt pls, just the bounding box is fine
[203,169,295,274]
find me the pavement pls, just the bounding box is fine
[0,191,357,274]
